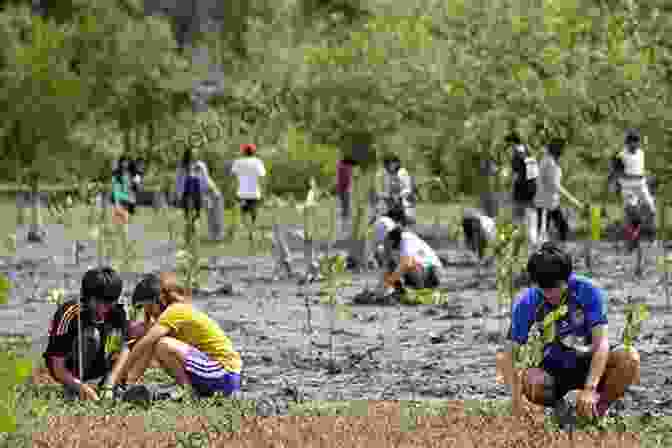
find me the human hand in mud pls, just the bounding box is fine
[576,389,597,418]
[79,383,100,401]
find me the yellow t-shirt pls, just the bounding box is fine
[158,303,242,373]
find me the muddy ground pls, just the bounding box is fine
[1,227,671,419]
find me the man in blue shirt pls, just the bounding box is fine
[496,243,640,421]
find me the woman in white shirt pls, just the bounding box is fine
[231,144,266,225]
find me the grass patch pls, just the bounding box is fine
[0,336,667,446]
[0,196,471,258]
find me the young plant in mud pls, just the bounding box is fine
[318,254,352,375]
[0,273,33,433]
[657,253,672,312]
[246,214,275,280]
[175,210,208,291]
[296,178,323,281]
[494,220,527,335]
[401,288,450,305]
[622,300,650,352]
[47,193,82,263]
[3,233,16,290]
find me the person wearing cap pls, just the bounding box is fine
[42,267,144,401]
[495,243,640,426]
[114,272,242,399]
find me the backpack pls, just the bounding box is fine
[512,145,539,202]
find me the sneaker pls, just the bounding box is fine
[63,384,79,401]
[120,384,152,403]
[553,397,577,432]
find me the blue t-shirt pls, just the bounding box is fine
[509,273,608,369]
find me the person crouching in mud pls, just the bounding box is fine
[462,207,496,265]
[112,272,242,399]
[375,217,443,296]
[496,243,640,422]
[42,267,146,401]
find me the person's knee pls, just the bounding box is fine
[611,349,640,382]
[523,368,555,406]
[612,347,640,365]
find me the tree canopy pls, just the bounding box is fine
[0,0,670,200]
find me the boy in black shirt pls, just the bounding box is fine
[42,267,144,400]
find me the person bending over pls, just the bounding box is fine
[462,207,496,264]
[114,272,242,399]
[377,224,442,294]
[42,267,145,401]
[496,243,640,422]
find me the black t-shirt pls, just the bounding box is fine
[43,300,130,365]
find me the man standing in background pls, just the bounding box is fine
[336,157,355,238]
[231,144,266,235]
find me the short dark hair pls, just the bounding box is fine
[132,273,161,307]
[527,242,573,289]
[383,153,399,162]
[81,267,123,303]
[385,227,403,249]
[385,204,407,226]
[505,132,522,145]
[547,138,566,159]
[625,129,641,144]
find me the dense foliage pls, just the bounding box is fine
[0,0,670,201]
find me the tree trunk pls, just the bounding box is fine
[348,167,372,271]
[27,180,45,243]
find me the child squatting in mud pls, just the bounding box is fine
[496,242,640,422]
[111,272,242,400]
[42,267,147,401]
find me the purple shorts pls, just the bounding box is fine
[184,348,241,397]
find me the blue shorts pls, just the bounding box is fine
[184,348,241,397]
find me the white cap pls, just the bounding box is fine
[375,216,397,242]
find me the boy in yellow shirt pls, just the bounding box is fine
[113,272,242,399]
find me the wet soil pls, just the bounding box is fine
[2,233,672,422]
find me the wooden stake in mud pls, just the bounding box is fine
[585,205,601,275]
[76,290,84,390]
[665,257,671,312]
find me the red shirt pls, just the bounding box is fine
[336,160,353,193]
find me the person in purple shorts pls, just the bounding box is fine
[113,272,242,400]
